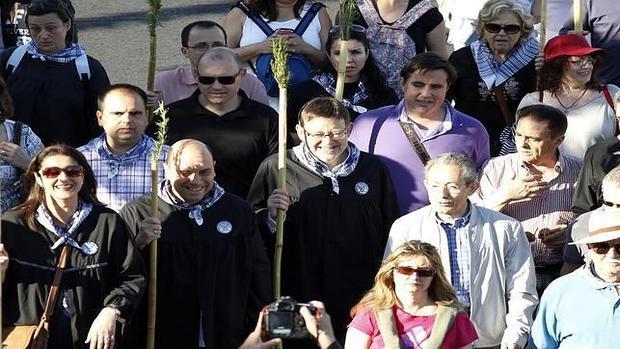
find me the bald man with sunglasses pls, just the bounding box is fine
[158,47,279,199]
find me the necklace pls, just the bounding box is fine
[554,88,588,113]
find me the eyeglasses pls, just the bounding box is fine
[426,182,467,195]
[393,266,436,277]
[303,128,347,140]
[197,71,241,85]
[186,41,225,50]
[329,24,366,35]
[39,165,83,179]
[484,23,522,34]
[567,56,597,67]
[587,242,620,255]
[602,200,620,208]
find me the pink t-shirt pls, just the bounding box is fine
[349,306,478,348]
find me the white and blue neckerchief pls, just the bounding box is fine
[36,200,94,254]
[471,35,538,90]
[26,42,86,63]
[94,134,150,179]
[312,72,369,114]
[158,179,225,226]
[293,142,360,194]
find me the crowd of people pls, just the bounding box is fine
[0,0,619,348]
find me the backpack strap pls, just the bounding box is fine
[368,112,391,155]
[375,308,404,349]
[424,305,458,348]
[236,1,274,36]
[293,3,323,36]
[5,44,28,77]
[12,120,22,146]
[74,53,91,81]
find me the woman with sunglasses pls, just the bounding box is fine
[345,240,477,348]
[1,144,146,349]
[0,0,110,147]
[286,25,398,145]
[0,76,43,212]
[448,0,537,156]
[499,34,618,160]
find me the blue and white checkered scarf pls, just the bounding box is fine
[36,200,93,254]
[26,41,86,63]
[158,179,224,226]
[471,35,538,90]
[293,142,360,194]
[312,72,369,113]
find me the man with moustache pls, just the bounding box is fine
[161,47,278,198]
[120,139,271,348]
[530,210,620,348]
[385,153,537,349]
[78,83,168,212]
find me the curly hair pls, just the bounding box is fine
[538,54,604,94]
[475,0,534,45]
[321,28,394,107]
[350,240,459,316]
[15,144,102,230]
[245,0,307,22]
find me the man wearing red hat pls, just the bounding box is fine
[530,209,620,348]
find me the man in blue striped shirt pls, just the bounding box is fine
[78,83,168,212]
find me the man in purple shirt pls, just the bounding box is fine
[349,52,490,214]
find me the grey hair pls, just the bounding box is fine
[198,46,243,69]
[475,0,535,44]
[602,165,620,193]
[424,153,477,184]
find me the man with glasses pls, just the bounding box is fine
[530,210,620,348]
[472,105,581,295]
[162,47,278,198]
[78,83,168,212]
[563,166,620,273]
[154,20,268,105]
[247,97,400,341]
[385,153,537,349]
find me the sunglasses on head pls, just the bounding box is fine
[587,242,620,255]
[393,266,436,277]
[39,165,83,179]
[484,23,521,34]
[329,24,366,35]
[197,71,241,85]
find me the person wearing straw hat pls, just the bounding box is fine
[529,209,620,348]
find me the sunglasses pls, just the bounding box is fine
[39,165,84,179]
[393,266,436,277]
[484,23,521,34]
[197,71,241,85]
[329,24,366,35]
[567,56,598,67]
[602,200,620,208]
[587,242,620,255]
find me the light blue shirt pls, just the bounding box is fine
[530,262,620,348]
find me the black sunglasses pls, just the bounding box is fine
[484,23,521,35]
[587,242,620,255]
[39,165,83,179]
[393,266,436,277]
[197,71,241,85]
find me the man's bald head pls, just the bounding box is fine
[197,46,243,71]
[166,139,216,204]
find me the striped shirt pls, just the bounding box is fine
[474,152,581,265]
[78,134,169,212]
[437,207,472,306]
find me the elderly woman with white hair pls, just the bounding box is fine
[448,0,537,156]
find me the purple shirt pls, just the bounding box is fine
[349,101,490,214]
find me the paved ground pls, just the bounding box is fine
[75,0,339,88]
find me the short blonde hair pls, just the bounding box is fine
[475,0,534,44]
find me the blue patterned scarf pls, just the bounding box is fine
[293,142,360,194]
[36,200,95,254]
[471,35,538,90]
[95,134,150,179]
[26,42,86,63]
[312,72,369,113]
[158,179,225,226]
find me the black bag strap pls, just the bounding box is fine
[236,1,275,36]
[12,120,22,146]
[293,3,323,36]
[399,121,431,165]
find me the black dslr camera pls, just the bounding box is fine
[262,296,316,339]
